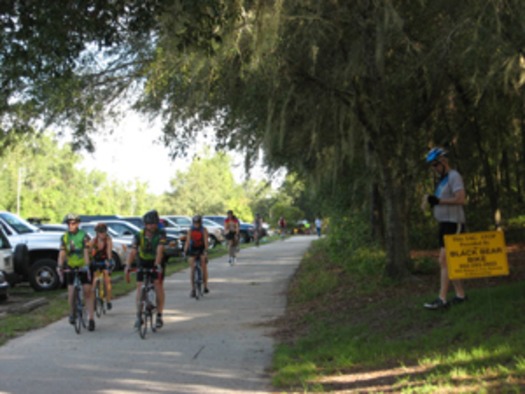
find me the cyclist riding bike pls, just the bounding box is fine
[224,210,240,265]
[57,213,95,331]
[125,210,167,329]
[89,223,114,310]
[184,215,210,297]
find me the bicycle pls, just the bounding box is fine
[193,255,204,300]
[92,261,113,318]
[62,267,89,334]
[134,267,159,339]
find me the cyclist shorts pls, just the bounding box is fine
[188,248,205,257]
[225,231,236,241]
[90,261,109,274]
[137,260,159,282]
[65,267,90,286]
[438,222,465,248]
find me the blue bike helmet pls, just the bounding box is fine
[425,147,447,163]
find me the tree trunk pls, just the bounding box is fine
[379,161,410,279]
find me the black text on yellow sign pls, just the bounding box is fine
[444,231,509,280]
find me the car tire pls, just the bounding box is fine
[112,252,122,271]
[29,259,60,291]
[0,292,7,302]
[208,235,217,249]
[13,244,29,276]
[241,231,251,243]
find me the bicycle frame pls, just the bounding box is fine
[93,268,106,318]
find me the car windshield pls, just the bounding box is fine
[106,221,140,236]
[0,212,39,234]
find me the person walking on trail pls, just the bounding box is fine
[224,210,240,265]
[125,210,167,328]
[57,214,95,331]
[422,147,467,310]
[253,213,264,246]
[89,223,114,311]
[278,216,287,239]
[315,215,322,237]
[184,215,210,297]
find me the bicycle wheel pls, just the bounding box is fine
[100,280,106,315]
[94,283,103,318]
[194,267,201,300]
[74,288,82,334]
[138,288,148,339]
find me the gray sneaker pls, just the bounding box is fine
[134,316,143,328]
[155,315,163,329]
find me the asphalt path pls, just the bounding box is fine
[0,235,315,394]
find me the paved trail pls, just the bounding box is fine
[0,236,314,394]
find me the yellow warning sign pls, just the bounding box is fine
[444,231,509,280]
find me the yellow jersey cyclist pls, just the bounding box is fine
[57,213,95,331]
[89,223,114,311]
[125,210,167,329]
[184,215,210,297]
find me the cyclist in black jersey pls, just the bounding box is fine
[125,210,167,329]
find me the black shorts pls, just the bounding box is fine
[188,248,205,257]
[225,231,236,241]
[65,267,91,286]
[137,260,159,282]
[438,222,465,248]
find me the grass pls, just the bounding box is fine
[272,238,525,393]
[0,235,283,346]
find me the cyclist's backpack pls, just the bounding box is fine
[190,226,204,250]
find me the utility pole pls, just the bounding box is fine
[17,167,24,216]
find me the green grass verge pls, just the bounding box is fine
[272,238,525,393]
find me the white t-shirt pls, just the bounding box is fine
[432,169,466,224]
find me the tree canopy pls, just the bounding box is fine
[1,1,525,277]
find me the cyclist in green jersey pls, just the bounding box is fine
[57,213,95,331]
[125,210,167,329]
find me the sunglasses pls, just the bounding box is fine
[431,161,441,168]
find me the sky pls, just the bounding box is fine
[78,111,281,195]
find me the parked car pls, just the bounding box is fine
[94,219,182,256]
[203,215,255,243]
[0,270,8,302]
[162,216,225,249]
[202,218,225,248]
[0,227,13,301]
[163,215,192,231]
[39,223,130,270]
[0,211,60,291]
[119,216,144,229]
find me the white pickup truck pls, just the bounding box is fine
[0,211,62,291]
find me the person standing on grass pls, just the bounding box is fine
[422,147,468,310]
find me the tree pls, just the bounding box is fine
[2,1,525,278]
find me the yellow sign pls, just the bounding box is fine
[444,230,509,280]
